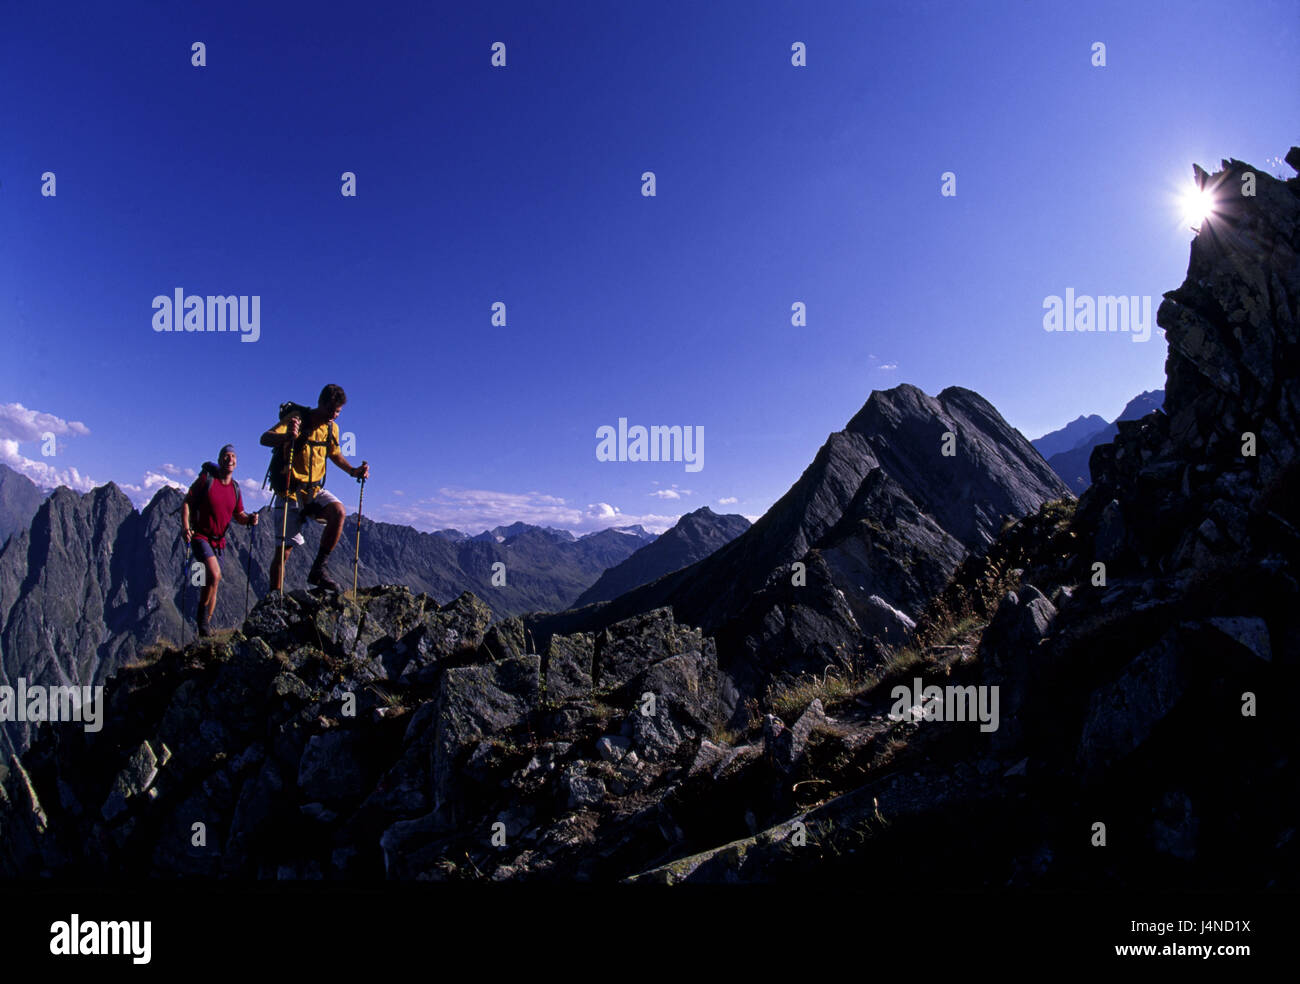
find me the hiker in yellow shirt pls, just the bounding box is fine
[260,383,369,593]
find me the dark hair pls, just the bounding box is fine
[319,384,347,409]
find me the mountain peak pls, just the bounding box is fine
[572,509,751,608]
[542,381,1070,701]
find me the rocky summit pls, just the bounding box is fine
[0,586,734,880]
[534,381,1071,715]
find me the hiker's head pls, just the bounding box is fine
[317,383,347,420]
[218,445,237,473]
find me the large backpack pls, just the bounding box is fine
[173,462,242,512]
[262,402,334,497]
[175,462,244,545]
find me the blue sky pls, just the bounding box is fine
[2,0,1296,533]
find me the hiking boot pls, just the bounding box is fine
[308,565,341,593]
[197,612,212,638]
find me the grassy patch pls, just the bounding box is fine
[708,724,744,746]
[765,665,873,720]
[138,638,178,660]
[591,698,622,721]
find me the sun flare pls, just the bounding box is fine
[1181,184,1217,230]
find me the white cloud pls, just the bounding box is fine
[381,487,680,535]
[649,483,693,500]
[718,496,738,505]
[0,402,96,490]
[120,471,271,510]
[0,402,90,442]
[879,362,898,371]
[144,471,186,491]
[587,502,619,521]
[0,437,99,492]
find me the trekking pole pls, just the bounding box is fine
[278,489,289,609]
[352,467,367,599]
[179,532,189,647]
[243,513,255,621]
[278,437,294,609]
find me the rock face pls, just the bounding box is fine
[1077,154,1299,573]
[1045,390,1166,493]
[574,507,750,607]
[930,150,1300,889]
[0,484,182,761]
[0,464,44,548]
[0,488,654,756]
[537,384,1071,710]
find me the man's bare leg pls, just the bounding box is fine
[271,544,294,591]
[313,502,346,570]
[203,555,221,621]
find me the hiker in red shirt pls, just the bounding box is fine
[182,444,258,637]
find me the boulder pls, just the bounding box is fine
[432,655,541,821]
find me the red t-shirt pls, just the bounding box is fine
[189,474,241,548]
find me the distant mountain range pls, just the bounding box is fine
[0,382,1073,753]
[0,477,682,757]
[1031,414,1108,460]
[1034,391,1166,493]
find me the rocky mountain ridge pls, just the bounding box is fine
[0,486,660,758]
[533,383,1071,712]
[573,506,751,607]
[1031,414,1108,460]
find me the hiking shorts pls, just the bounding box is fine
[191,537,219,563]
[273,487,342,547]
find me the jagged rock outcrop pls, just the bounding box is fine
[0,586,743,881]
[1077,154,1298,573]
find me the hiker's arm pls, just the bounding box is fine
[237,509,259,527]
[330,450,369,480]
[181,499,193,542]
[260,417,299,448]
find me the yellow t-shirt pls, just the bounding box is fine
[270,415,339,497]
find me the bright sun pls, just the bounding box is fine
[1181,185,1217,230]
